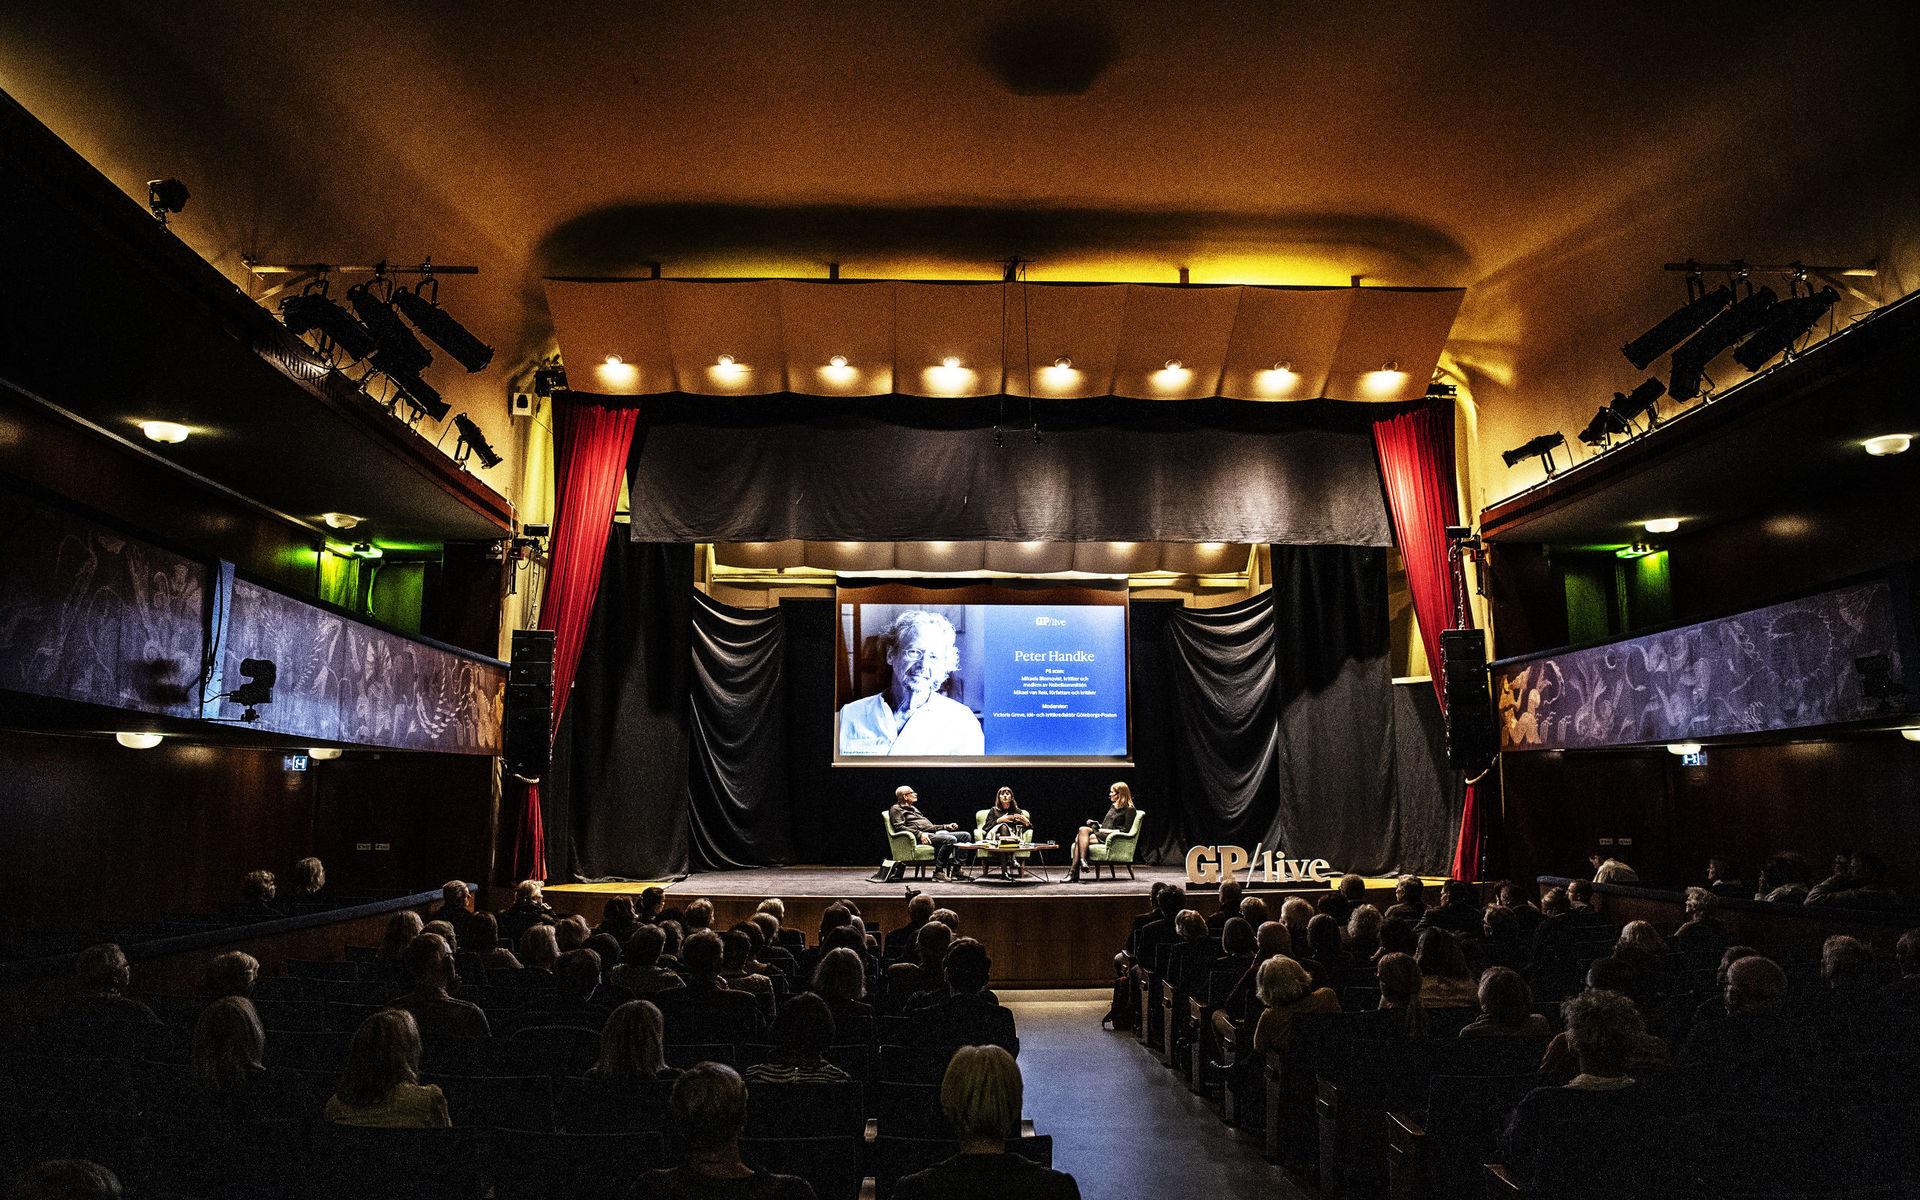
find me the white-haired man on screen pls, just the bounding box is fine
[839,609,985,756]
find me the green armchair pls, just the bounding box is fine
[973,808,1035,872]
[883,809,939,880]
[1086,809,1144,880]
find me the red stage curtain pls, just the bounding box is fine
[511,398,641,882]
[1372,401,1483,881]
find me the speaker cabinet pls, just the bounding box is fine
[1439,628,1496,770]
[505,630,555,779]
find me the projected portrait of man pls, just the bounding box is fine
[838,609,985,756]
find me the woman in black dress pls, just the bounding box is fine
[984,787,1032,840]
[1069,782,1135,883]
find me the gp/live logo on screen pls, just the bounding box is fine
[1034,616,1067,626]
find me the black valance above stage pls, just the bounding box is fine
[624,395,1395,546]
[544,534,1458,883]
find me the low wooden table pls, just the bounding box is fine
[955,841,1062,883]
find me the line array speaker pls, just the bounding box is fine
[1439,628,1497,771]
[505,629,555,780]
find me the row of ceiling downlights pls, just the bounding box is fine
[111,732,344,756]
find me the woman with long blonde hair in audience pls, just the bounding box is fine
[191,995,266,1093]
[1251,955,1340,1060]
[591,1000,680,1082]
[812,947,873,1019]
[325,1009,449,1128]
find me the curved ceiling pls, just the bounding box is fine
[1,2,1916,512]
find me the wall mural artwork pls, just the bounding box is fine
[1494,578,1911,751]
[0,490,205,716]
[218,580,504,754]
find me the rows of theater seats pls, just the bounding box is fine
[0,934,1046,1200]
[1123,891,1920,1200]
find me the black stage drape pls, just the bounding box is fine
[625,396,1393,546]
[546,537,694,881]
[558,540,1455,878]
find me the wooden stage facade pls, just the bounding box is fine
[545,866,1408,987]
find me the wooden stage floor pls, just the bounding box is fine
[545,866,1419,988]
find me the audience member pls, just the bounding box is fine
[684,898,717,933]
[1460,967,1549,1038]
[519,924,562,973]
[1208,880,1246,934]
[1495,881,1544,938]
[233,869,279,920]
[1530,886,1581,961]
[556,913,592,953]
[719,930,777,1021]
[1704,856,1747,899]
[1303,913,1353,985]
[630,1063,818,1200]
[1415,929,1478,1008]
[1614,920,1668,964]
[593,896,641,946]
[190,995,267,1092]
[748,913,799,977]
[813,946,874,1022]
[743,992,850,1084]
[887,920,954,1011]
[498,879,558,945]
[1216,917,1257,988]
[1589,850,1639,884]
[325,1009,450,1128]
[422,919,460,955]
[886,892,938,958]
[1344,904,1383,961]
[509,947,609,1030]
[1799,934,1893,1019]
[612,925,686,997]
[1373,953,1428,1040]
[203,950,259,1000]
[1681,954,1788,1068]
[1540,959,1670,1074]
[1477,906,1530,971]
[1162,909,1221,998]
[430,881,487,948]
[658,921,687,972]
[661,930,768,1040]
[1675,888,1729,950]
[906,939,1019,1055]
[587,932,625,977]
[1689,945,1761,1029]
[590,999,679,1082]
[376,911,425,979]
[62,944,160,1027]
[1503,990,1650,1183]
[287,856,329,909]
[1417,879,1482,936]
[1237,894,1269,929]
[1252,955,1339,1058]
[1755,852,1811,904]
[1330,872,1368,924]
[636,887,666,922]
[930,907,961,939]
[9,1161,122,1200]
[1376,916,1418,964]
[1807,851,1899,909]
[1566,879,1596,912]
[1384,875,1427,925]
[894,1045,1080,1200]
[392,933,490,1038]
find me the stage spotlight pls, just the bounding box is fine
[1622,284,1732,369]
[346,282,433,376]
[386,371,450,422]
[1577,406,1631,449]
[1502,432,1567,476]
[1731,286,1840,371]
[1610,378,1666,432]
[1669,286,1778,401]
[146,178,189,224]
[281,290,376,362]
[393,280,495,373]
[454,413,503,469]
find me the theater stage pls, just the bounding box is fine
[545,867,1421,988]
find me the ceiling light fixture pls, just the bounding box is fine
[392,275,495,372]
[1901,729,1920,743]
[829,355,849,369]
[1643,518,1682,535]
[321,513,363,530]
[1666,742,1703,755]
[454,414,503,470]
[1502,432,1567,476]
[1052,356,1072,371]
[943,357,962,370]
[717,354,736,368]
[115,731,164,750]
[1622,283,1733,369]
[1163,359,1183,372]
[1863,434,1912,457]
[307,747,343,761]
[139,420,190,444]
[595,354,639,390]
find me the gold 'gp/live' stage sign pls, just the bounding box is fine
[1186,846,1333,886]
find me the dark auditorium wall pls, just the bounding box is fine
[1497,735,1920,889]
[0,730,494,953]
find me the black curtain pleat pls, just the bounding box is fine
[550,536,693,881]
[687,590,794,869]
[1162,592,1282,853]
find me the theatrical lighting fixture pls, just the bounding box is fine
[1666,742,1703,755]
[347,281,432,376]
[386,371,450,422]
[392,277,495,373]
[321,512,363,530]
[454,413,503,469]
[531,361,568,396]
[280,288,377,362]
[1643,518,1682,535]
[1577,406,1631,449]
[1669,286,1778,401]
[229,657,277,722]
[1501,432,1567,476]
[307,747,343,761]
[1622,284,1732,369]
[1731,286,1840,371]
[115,732,164,750]
[139,420,190,444]
[1863,434,1912,457]
[147,178,189,224]
[1610,378,1667,432]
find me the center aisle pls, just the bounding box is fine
[1005,991,1313,1200]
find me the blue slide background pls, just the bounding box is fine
[979,605,1129,756]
